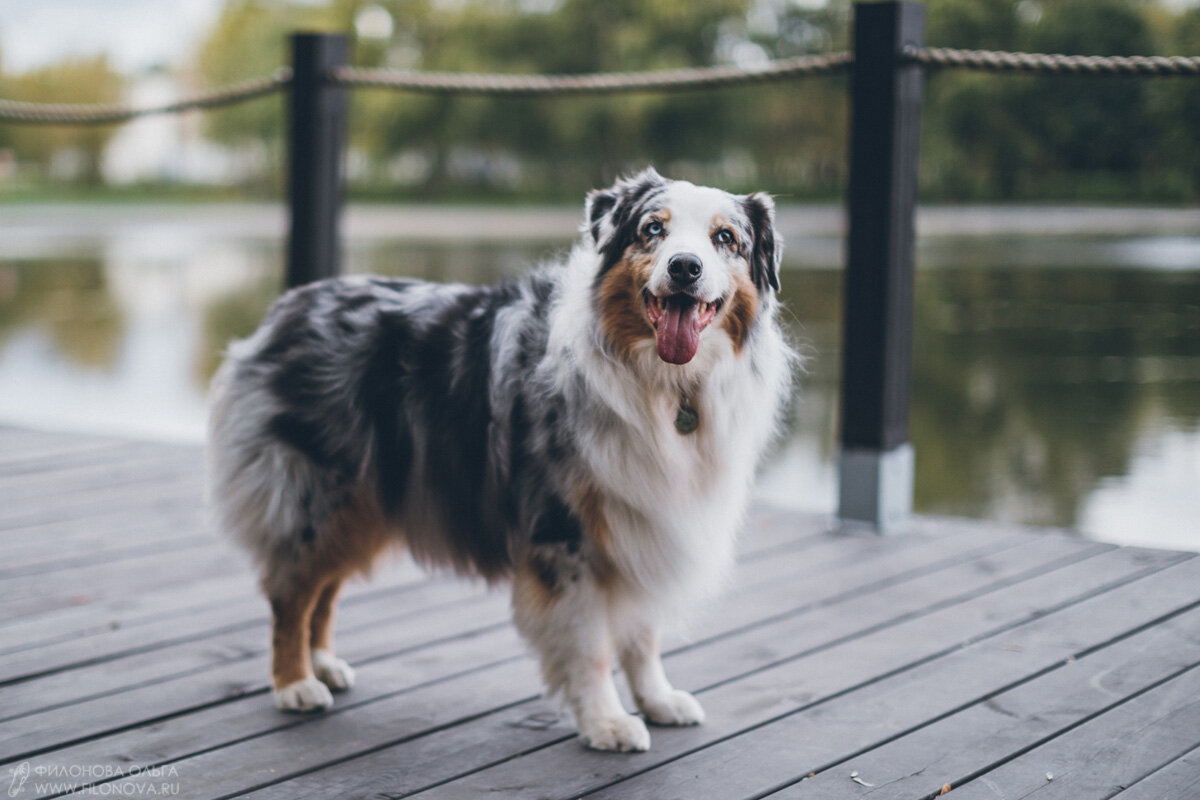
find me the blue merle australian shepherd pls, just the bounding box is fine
[207,168,794,752]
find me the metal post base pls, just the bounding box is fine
[838,443,914,533]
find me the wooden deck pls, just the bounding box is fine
[2,425,1198,800]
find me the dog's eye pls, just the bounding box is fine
[643,220,664,238]
[714,229,735,246]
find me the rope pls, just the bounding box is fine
[908,46,1200,76]
[330,53,852,96]
[2,44,1198,125]
[0,69,292,125]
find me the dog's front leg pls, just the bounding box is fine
[513,558,650,752]
[616,619,705,726]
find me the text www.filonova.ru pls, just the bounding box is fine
[7,763,181,796]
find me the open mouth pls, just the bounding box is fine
[643,290,723,365]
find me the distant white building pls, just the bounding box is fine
[102,68,243,185]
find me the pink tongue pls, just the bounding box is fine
[656,301,701,364]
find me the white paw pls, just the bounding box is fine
[274,676,334,712]
[640,689,706,726]
[311,649,356,692]
[579,713,651,752]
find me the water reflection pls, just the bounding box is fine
[0,258,123,369]
[911,268,1200,534]
[0,208,1196,550]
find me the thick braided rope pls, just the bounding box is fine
[4,45,1199,125]
[0,69,292,125]
[330,53,852,95]
[908,46,1200,76]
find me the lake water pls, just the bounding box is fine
[1,203,1197,551]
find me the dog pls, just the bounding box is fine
[206,168,794,752]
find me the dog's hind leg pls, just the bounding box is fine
[263,569,335,713]
[512,553,650,752]
[309,578,355,692]
[616,619,705,726]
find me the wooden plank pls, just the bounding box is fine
[0,447,198,498]
[0,593,517,763]
[0,509,820,671]
[11,524,1027,789]
[569,555,1200,800]
[104,536,1117,798]
[0,502,203,555]
[15,627,534,799]
[0,542,244,623]
[763,603,1200,798]
[0,426,128,455]
[360,550,1195,800]
[0,533,215,579]
[0,517,855,685]
[947,666,1200,799]
[0,439,167,477]
[0,578,503,718]
[0,426,113,457]
[0,530,882,727]
[0,480,201,532]
[0,578,469,681]
[1109,744,1200,800]
[0,558,430,664]
[0,513,949,686]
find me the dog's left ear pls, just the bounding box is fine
[742,192,782,292]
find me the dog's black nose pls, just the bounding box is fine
[667,253,703,285]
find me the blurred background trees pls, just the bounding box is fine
[2,0,1199,202]
[0,55,123,185]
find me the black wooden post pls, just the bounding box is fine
[838,1,925,531]
[286,33,349,289]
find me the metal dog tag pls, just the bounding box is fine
[674,401,699,435]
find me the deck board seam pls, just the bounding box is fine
[0,527,1018,720]
[204,541,1140,799]
[1112,739,1200,798]
[489,552,1197,800]
[28,655,534,800]
[6,531,1067,789]
[743,598,1200,800]
[0,532,827,682]
[909,659,1200,800]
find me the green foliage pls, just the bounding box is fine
[0,56,123,185]
[196,0,357,193]
[920,0,1198,201]
[4,0,1200,201]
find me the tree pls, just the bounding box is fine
[196,0,357,191]
[2,56,123,185]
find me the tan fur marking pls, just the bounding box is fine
[264,492,393,690]
[710,214,737,245]
[514,556,560,614]
[308,580,342,653]
[722,271,759,353]
[597,253,655,361]
[268,581,324,687]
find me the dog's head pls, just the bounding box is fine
[585,168,781,366]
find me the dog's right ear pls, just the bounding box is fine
[584,188,618,248]
[584,168,666,250]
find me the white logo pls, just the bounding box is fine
[7,762,30,797]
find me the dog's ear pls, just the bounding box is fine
[584,167,666,250]
[584,187,618,247]
[742,192,782,292]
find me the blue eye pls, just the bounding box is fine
[714,229,735,246]
[644,220,664,237]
